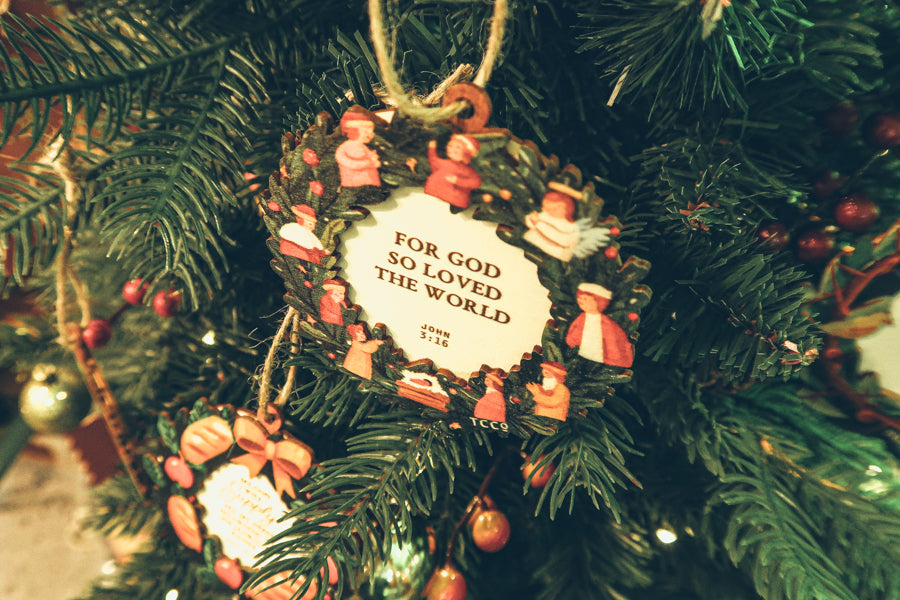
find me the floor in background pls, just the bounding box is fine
[0,434,111,600]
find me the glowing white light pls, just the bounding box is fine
[165,589,179,600]
[655,528,678,544]
[202,330,216,345]
[866,465,883,476]
[100,560,117,575]
[56,391,68,401]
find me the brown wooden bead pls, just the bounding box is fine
[442,83,492,133]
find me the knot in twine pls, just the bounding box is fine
[368,0,508,121]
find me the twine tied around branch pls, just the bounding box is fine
[368,0,508,121]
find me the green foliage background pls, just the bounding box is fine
[1,1,900,600]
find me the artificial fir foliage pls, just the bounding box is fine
[1,2,900,600]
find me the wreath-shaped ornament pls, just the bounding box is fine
[260,86,651,438]
[145,402,333,599]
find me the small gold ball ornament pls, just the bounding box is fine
[18,364,92,433]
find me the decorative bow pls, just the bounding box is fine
[231,415,312,499]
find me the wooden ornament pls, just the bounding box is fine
[259,93,651,438]
[441,82,492,133]
[151,403,325,595]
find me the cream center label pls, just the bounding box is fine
[196,463,290,566]
[340,188,552,377]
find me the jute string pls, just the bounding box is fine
[368,0,508,120]
[52,145,93,345]
[257,307,301,421]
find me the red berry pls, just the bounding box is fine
[153,289,181,317]
[164,455,194,488]
[795,228,834,263]
[863,112,900,150]
[834,193,880,233]
[309,180,324,196]
[811,171,846,200]
[82,318,113,349]
[214,557,243,590]
[522,454,555,488]
[424,565,467,600]
[604,246,619,260]
[467,496,497,527]
[267,200,282,212]
[471,509,511,552]
[823,102,859,137]
[756,222,790,251]
[303,148,320,167]
[122,278,148,305]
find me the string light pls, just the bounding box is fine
[655,527,678,544]
[100,560,117,576]
[164,590,179,600]
[202,330,217,345]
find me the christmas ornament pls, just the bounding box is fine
[259,86,651,438]
[823,101,860,137]
[152,402,319,598]
[795,227,835,263]
[152,289,181,317]
[834,193,880,233]
[81,318,113,349]
[18,364,92,433]
[521,454,555,488]
[863,111,900,150]
[359,531,433,600]
[756,222,790,251]
[466,495,497,526]
[423,565,466,600]
[121,278,148,305]
[470,509,510,552]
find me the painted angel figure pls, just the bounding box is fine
[523,191,611,262]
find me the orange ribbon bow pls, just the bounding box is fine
[230,416,312,499]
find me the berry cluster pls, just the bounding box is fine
[757,102,898,264]
[423,454,556,600]
[79,278,182,349]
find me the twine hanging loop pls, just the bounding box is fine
[368,0,508,122]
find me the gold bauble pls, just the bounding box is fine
[19,364,92,433]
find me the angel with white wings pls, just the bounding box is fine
[523,190,611,262]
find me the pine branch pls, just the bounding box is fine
[646,373,900,600]
[89,49,244,304]
[286,349,383,429]
[72,535,231,600]
[0,162,64,290]
[639,235,818,384]
[81,474,161,536]
[530,497,654,600]
[576,0,880,113]
[249,415,489,599]
[524,404,643,521]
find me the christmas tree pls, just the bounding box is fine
[2,0,900,599]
